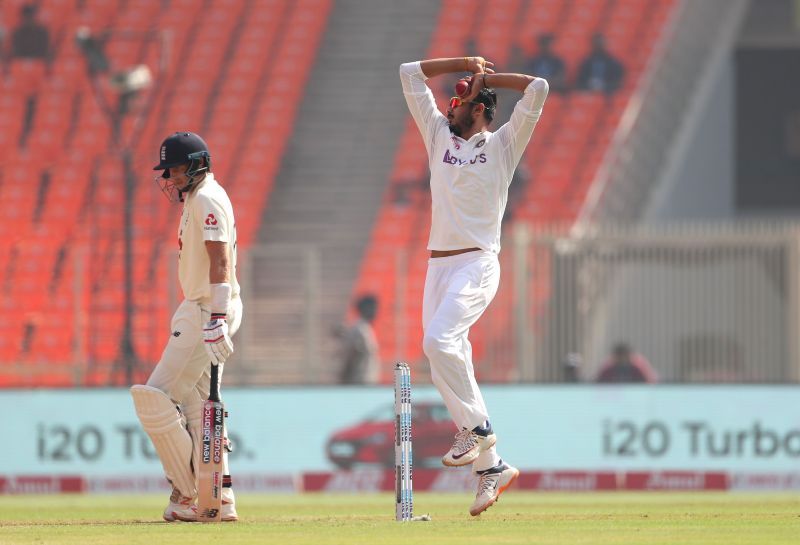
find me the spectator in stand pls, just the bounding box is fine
[577,33,624,94]
[336,294,380,385]
[562,352,583,383]
[595,342,657,383]
[526,34,566,93]
[9,4,51,63]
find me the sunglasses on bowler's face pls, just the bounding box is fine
[448,96,481,110]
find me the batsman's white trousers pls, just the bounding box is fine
[147,296,243,405]
[422,251,500,458]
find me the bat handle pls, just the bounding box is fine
[209,362,221,402]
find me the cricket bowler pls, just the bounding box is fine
[130,131,242,522]
[399,56,548,515]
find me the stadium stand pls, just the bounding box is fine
[0,0,332,385]
[0,0,681,386]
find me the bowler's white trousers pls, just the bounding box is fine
[422,250,501,471]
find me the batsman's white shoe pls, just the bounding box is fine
[221,500,238,522]
[171,503,198,522]
[163,488,196,522]
[469,461,519,516]
[442,427,497,467]
[172,501,237,523]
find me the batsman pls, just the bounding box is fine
[130,132,242,522]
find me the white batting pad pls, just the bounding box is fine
[130,385,196,498]
[183,393,204,488]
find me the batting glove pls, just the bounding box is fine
[203,313,234,365]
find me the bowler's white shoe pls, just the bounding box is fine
[469,461,519,516]
[163,488,195,522]
[442,428,497,467]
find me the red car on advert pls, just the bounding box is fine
[326,401,454,469]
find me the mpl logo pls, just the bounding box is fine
[205,213,218,226]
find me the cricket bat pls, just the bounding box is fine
[197,362,224,522]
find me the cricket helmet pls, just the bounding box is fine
[153,131,211,170]
[153,131,211,202]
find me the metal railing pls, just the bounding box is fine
[7,221,800,386]
[521,223,800,383]
[233,222,800,385]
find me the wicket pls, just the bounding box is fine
[394,362,412,522]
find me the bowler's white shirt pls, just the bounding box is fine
[399,61,548,253]
[177,173,240,303]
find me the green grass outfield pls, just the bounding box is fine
[0,492,798,545]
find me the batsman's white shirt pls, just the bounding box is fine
[178,173,240,303]
[399,61,548,253]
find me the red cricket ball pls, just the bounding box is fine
[455,79,471,98]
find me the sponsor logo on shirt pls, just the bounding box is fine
[442,149,487,166]
[205,213,218,226]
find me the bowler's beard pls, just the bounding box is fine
[448,115,474,138]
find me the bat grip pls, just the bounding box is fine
[209,362,221,402]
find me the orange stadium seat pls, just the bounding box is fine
[5,61,48,96]
[37,0,78,20]
[28,316,74,366]
[517,0,567,54]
